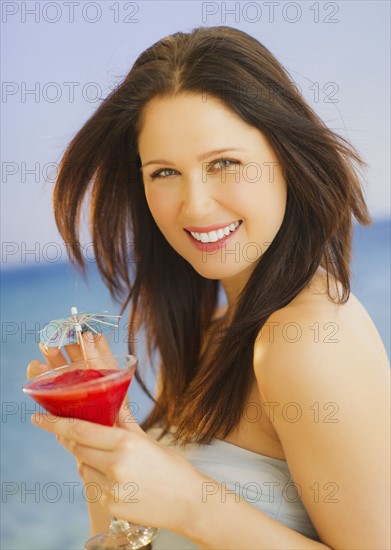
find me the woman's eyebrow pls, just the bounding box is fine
[140,148,247,170]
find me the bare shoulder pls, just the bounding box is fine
[253,272,390,423]
[254,267,389,379]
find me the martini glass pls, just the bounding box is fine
[23,354,159,550]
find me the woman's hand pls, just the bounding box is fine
[31,406,204,534]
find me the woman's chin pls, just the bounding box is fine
[188,257,256,282]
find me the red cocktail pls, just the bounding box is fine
[24,362,134,426]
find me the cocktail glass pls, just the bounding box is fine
[23,354,159,549]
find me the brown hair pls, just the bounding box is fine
[53,26,372,443]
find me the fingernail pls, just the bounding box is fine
[36,362,49,372]
[83,331,95,346]
[47,347,59,355]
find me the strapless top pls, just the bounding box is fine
[147,425,320,549]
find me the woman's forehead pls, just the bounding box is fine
[137,93,266,158]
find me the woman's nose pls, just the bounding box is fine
[181,177,215,219]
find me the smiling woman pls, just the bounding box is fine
[27,25,389,550]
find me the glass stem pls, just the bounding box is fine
[109,516,131,534]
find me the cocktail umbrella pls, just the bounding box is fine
[39,306,121,362]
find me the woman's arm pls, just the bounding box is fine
[251,302,390,550]
[184,482,332,550]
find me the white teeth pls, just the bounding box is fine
[189,221,241,243]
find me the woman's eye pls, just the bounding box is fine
[149,158,240,180]
[150,168,177,180]
[209,158,240,172]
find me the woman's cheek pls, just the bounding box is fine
[145,188,177,227]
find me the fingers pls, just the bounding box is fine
[76,331,119,368]
[54,331,95,364]
[89,332,113,357]
[31,414,127,452]
[26,360,51,380]
[56,436,111,497]
[65,331,115,363]
[58,435,113,475]
[30,336,92,382]
[62,332,115,365]
[39,342,68,369]
[38,331,114,369]
[77,462,108,490]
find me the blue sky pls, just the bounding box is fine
[2,0,390,268]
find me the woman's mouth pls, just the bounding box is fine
[184,220,243,251]
[185,220,242,243]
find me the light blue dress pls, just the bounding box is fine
[147,426,320,549]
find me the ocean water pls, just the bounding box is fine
[1,220,390,550]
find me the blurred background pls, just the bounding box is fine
[1,1,390,548]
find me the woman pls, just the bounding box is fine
[27,26,390,549]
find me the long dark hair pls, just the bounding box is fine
[53,26,371,443]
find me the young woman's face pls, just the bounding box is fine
[138,93,287,285]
